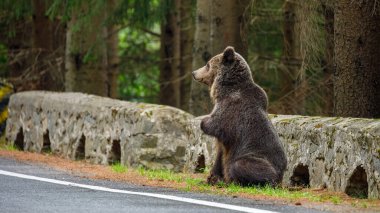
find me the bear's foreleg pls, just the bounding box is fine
[226,158,280,187]
[207,142,224,185]
[200,115,222,138]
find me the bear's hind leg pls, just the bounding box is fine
[207,142,224,185]
[227,158,280,187]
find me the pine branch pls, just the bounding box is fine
[139,27,160,37]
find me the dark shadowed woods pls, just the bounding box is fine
[0,0,379,118]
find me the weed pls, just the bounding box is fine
[330,196,342,204]
[361,202,368,208]
[0,136,18,151]
[137,167,183,182]
[111,163,127,173]
[4,144,17,151]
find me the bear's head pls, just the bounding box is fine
[192,46,253,99]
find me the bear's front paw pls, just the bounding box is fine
[207,174,224,186]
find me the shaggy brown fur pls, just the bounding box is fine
[192,46,287,186]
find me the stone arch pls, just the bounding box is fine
[42,130,51,153]
[75,134,86,160]
[290,164,310,187]
[194,154,206,173]
[345,166,368,198]
[14,128,24,150]
[108,140,121,164]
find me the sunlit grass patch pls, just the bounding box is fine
[4,144,17,151]
[125,166,343,204]
[111,162,127,173]
[137,166,184,183]
[0,136,17,151]
[184,177,207,192]
[223,183,313,200]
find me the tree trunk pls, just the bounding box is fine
[210,0,250,58]
[106,25,119,99]
[189,0,212,116]
[322,3,334,116]
[279,0,304,115]
[159,0,181,108]
[106,0,120,99]
[32,0,63,91]
[190,0,250,116]
[65,5,108,96]
[32,0,53,52]
[179,0,194,112]
[334,0,380,118]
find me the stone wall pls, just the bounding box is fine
[269,115,380,199]
[5,91,380,198]
[5,91,207,172]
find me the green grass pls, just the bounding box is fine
[3,144,17,151]
[131,166,340,203]
[112,164,342,204]
[130,167,345,204]
[224,183,316,201]
[111,163,127,173]
[137,166,184,182]
[0,136,17,151]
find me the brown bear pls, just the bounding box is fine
[192,46,287,186]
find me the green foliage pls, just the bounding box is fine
[0,0,32,21]
[113,0,170,27]
[46,0,107,23]
[248,0,328,115]
[0,44,8,77]
[118,27,160,103]
[114,0,167,103]
[0,0,32,37]
[248,0,284,102]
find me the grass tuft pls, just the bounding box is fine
[123,166,347,204]
[4,144,17,151]
[0,136,18,151]
[137,166,184,182]
[111,163,127,173]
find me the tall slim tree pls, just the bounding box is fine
[322,2,334,116]
[189,0,212,116]
[106,0,120,99]
[334,0,380,118]
[179,0,194,111]
[159,0,195,110]
[210,0,250,59]
[32,0,53,56]
[32,0,65,91]
[65,3,109,96]
[190,0,251,116]
[159,0,181,108]
[279,0,304,115]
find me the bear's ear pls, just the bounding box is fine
[222,46,235,64]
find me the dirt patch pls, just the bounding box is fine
[0,150,379,212]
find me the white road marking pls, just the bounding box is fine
[0,169,279,213]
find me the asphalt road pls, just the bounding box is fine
[0,157,328,213]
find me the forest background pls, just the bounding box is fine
[1,0,379,118]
